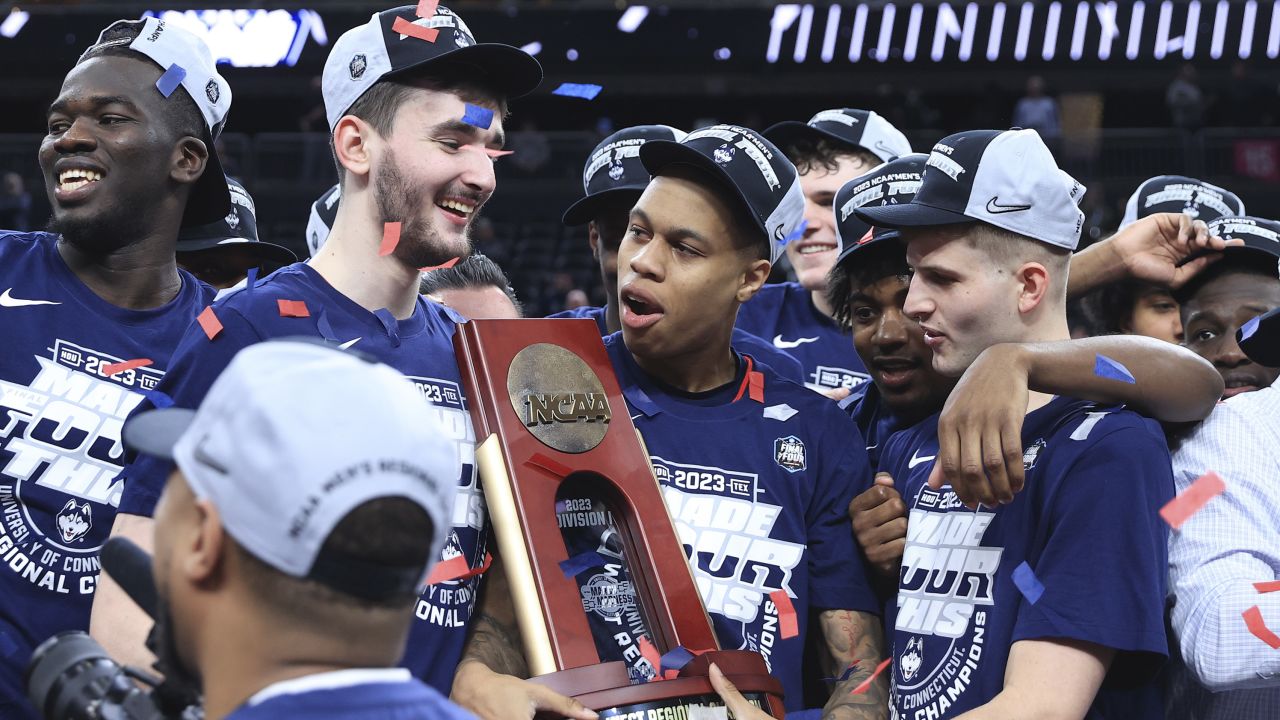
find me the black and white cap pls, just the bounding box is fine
[86,17,233,226]
[322,5,542,131]
[834,154,927,264]
[306,183,342,257]
[639,124,806,264]
[855,129,1086,251]
[562,125,687,227]
[176,177,296,267]
[1120,175,1245,229]
[765,109,912,164]
[1205,216,1280,263]
[1239,306,1280,367]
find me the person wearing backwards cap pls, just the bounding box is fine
[122,340,472,720]
[92,8,589,720]
[176,176,297,290]
[553,124,805,383]
[1174,216,1280,399]
[723,109,910,398]
[0,17,226,718]
[588,123,888,716]
[857,129,1173,719]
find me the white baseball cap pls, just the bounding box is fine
[124,340,460,601]
[765,108,912,164]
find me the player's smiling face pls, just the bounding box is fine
[1181,269,1280,398]
[617,170,769,362]
[370,86,504,268]
[40,55,198,251]
[787,154,878,292]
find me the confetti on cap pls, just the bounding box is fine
[552,82,604,100]
[780,220,808,246]
[1255,581,1280,594]
[1012,561,1045,605]
[380,222,401,257]
[1094,354,1136,384]
[770,589,799,639]
[197,305,223,340]
[1243,606,1280,649]
[527,452,572,478]
[145,390,175,409]
[419,257,460,272]
[278,299,310,318]
[102,358,153,377]
[392,15,439,42]
[416,0,439,17]
[637,636,663,680]
[1160,471,1226,530]
[559,550,607,578]
[1241,315,1261,342]
[850,658,892,695]
[155,63,186,98]
[461,103,494,130]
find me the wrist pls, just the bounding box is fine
[452,659,495,698]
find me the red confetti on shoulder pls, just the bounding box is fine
[101,358,153,377]
[381,222,401,257]
[851,658,893,695]
[278,299,310,318]
[197,305,223,340]
[1255,581,1280,594]
[392,15,438,42]
[770,589,799,639]
[419,257,459,272]
[1243,606,1280,649]
[1160,471,1226,530]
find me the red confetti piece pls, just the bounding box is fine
[1243,606,1280,649]
[748,371,765,403]
[1255,581,1280,594]
[770,589,798,639]
[637,636,663,680]
[381,222,401,257]
[1160,471,1226,530]
[484,148,515,158]
[278,299,311,318]
[526,452,572,478]
[197,305,223,340]
[415,0,439,17]
[423,555,468,586]
[419,257,460,272]
[392,15,438,42]
[850,658,892,695]
[101,358,153,377]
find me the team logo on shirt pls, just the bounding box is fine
[773,436,806,473]
[55,501,93,543]
[899,636,925,681]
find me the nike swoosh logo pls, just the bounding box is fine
[985,197,1032,214]
[773,335,819,349]
[0,288,61,307]
[908,451,936,469]
[338,337,362,350]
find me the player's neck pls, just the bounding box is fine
[603,291,621,334]
[809,286,834,319]
[308,212,421,320]
[57,235,184,310]
[631,334,739,393]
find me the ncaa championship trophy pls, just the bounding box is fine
[454,318,785,717]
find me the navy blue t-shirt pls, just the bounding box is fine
[601,333,879,710]
[225,677,474,720]
[734,282,870,393]
[0,231,213,719]
[881,397,1172,720]
[115,263,484,696]
[548,305,807,385]
[839,381,901,469]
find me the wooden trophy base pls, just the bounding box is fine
[530,650,785,718]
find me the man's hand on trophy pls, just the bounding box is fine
[451,659,599,720]
[709,663,776,719]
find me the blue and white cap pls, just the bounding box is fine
[639,124,806,264]
[855,129,1086,251]
[562,125,687,226]
[834,153,927,264]
[1120,175,1246,229]
[765,108,912,163]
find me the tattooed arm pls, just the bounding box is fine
[820,609,890,720]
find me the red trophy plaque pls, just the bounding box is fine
[454,318,785,717]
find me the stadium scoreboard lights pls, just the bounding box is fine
[766,1,1280,64]
[142,9,327,67]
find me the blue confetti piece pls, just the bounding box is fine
[1012,561,1044,605]
[374,308,401,347]
[558,550,607,578]
[552,82,603,100]
[1093,354,1135,384]
[825,663,859,683]
[245,267,258,296]
[659,646,695,676]
[555,499,569,513]
[145,390,175,409]
[156,63,187,98]
[780,220,808,246]
[1241,315,1261,342]
[461,103,494,130]
[316,308,339,343]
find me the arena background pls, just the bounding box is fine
[1,0,1277,315]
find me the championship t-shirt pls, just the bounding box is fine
[734,282,870,393]
[115,263,484,695]
[548,305,808,384]
[566,333,879,710]
[880,397,1173,719]
[0,231,214,719]
[225,675,474,720]
[839,381,901,469]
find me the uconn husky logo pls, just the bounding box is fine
[900,635,925,681]
[57,500,93,543]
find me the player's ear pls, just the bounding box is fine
[170,135,209,188]
[1015,261,1051,315]
[587,222,601,261]
[737,257,771,303]
[333,115,375,182]
[185,498,226,586]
